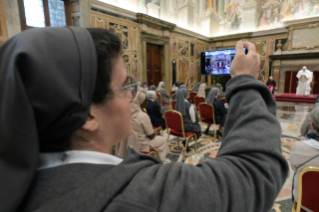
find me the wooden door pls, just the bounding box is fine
[147,43,162,86]
[284,71,298,93]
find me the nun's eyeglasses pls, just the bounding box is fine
[109,76,139,99]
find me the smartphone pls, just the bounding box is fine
[200,48,248,76]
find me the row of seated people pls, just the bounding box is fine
[141,81,170,106]
[172,82,225,102]
[173,84,228,138]
[115,89,170,163]
[115,87,203,160]
[119,82,228,162]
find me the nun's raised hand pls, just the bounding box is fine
[230,41,260,79]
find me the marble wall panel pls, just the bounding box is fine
[94,18,105,28]
[178,39,189,57]
[91,12,142,81]
[132,54,139,81]
[109,22,129,50]
[131,27,139,52]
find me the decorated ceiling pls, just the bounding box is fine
[99,0,319,37]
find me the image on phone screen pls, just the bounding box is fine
[200,48,247,76]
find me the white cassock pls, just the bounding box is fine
[296,69,312,95]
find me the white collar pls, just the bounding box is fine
[302,139,319,150]
[38,150,123,170]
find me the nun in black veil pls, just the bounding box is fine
[0,27,139,211]
[0,27,288,212]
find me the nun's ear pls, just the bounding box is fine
[81,106,99,132]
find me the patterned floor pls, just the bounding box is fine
[164,101,314,212]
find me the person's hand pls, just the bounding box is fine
[230,41,260,79]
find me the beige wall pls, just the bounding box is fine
[0,0,9,45]
[170,33,209,89]
[248,34,288,83]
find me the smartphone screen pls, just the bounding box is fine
[200,48,248,76]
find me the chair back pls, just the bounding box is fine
[221,98,227,104]
[164,110,184,132]
[156,92,162,104]
[296,166,319,212]
[198,103,215,122]
[189,91,197,103]
[217,93,221,100]
[171,100,177,110]
[194,96,205,108]
[170,91,175,96]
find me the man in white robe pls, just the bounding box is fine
[296,66,312,96]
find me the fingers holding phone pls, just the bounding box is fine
[230,41,260,79]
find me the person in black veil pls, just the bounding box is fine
[175,88,202,141]
[0,29,288,212]
[205,88,228,137]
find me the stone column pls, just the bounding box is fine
[4,0,21,38]
[218,0,224,18]
[79,0,92,27]
[273,60,281,93]
[147,3,160,18]
[200,12,222,36]
[160,0,167,20]
[177,0,195,30]
[138,0,147,13]
[241,0,258,32]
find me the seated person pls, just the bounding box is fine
[174,84,187,100]
[204,88,228,137]
[1,30,288,212]
[175,89,202,144]
[149,84,167,114]
[300,103,319,136]
[132,92,170,162]
[197,83,207,97]
[215,83,225,98]
[114,130,140,159]
[290,106,319,203]
[146,91,166,130]
[157,81,170,105]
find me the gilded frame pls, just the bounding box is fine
[164,110,198,161]
[292,166,319,212]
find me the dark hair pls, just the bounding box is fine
[174,82,179,86]
[39,29,121,153]
[87,28,122,103]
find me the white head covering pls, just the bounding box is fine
[131,92,146,118]
[146,90,156,100]
[197,83,207,97]
[158,81,165,91]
